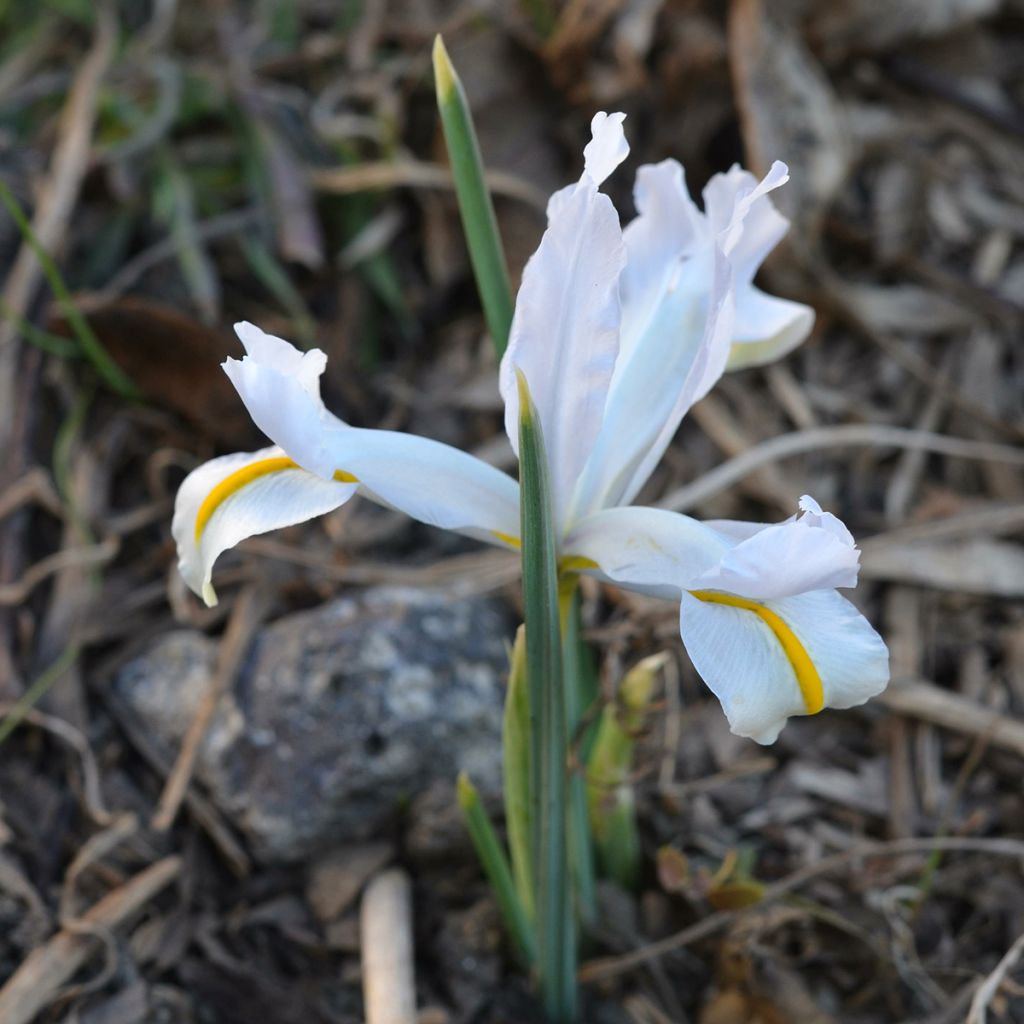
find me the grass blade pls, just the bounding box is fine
[433,34,515,358]
[0,181,138,398]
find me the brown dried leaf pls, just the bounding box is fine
[48,296,256,447]
[728,0,850,248]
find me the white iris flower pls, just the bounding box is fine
[172,112,888,744]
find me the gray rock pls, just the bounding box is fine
[115,587,513,862]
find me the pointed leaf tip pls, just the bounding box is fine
[514,368,534,425]
[456,771,476,808]
[432,34,457,102]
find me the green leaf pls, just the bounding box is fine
[503,625,534,921]
[457,773,537,964]
[560,582,596,930]
[433,34,515,358]
[586,653,665,890]
[517,370,576,1022]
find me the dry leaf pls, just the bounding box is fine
[729,0,850,248]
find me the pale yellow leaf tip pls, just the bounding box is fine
[514,367,533,425]
[432,34,457,103]
[456,771,477,809]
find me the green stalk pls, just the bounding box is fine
[586,653,664,890]
[503,625,534,920]
[559,580,596,930]
[432,34,515,357]
[517,370,575,1022]
[457,773,537,964]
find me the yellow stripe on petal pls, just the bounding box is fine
[492,530,521,549]
[195,458,359,541]
[689,590,825,715]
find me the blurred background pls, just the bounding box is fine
[1,0,1024,1021]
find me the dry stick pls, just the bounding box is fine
[151,588,265,831]
[361,869,417,1024]
[0,855,181,1024]
[657,424,1024,514]
[579,837,1024,984]
[880,679,1024,759]
[0,5,115,451]
[966,931,1024,1024]
[309,160,548,213]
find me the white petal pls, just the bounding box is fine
[569,244,735,518]
[234,322,328,402]
[225,328,521,542]
[321,423,520,540]
[500,116,628,527]
[564,505,729,598]
[572,163,804,519]
[694,520,859,598]
[224,330,335,479]
[703,161,790,272]
[727,286,814,371]
[694,497,860,598]
[583,111,629,186]
[172,446,357,606]
[679,589,889,744]
[619,160,704,359]
[797,494,855,546]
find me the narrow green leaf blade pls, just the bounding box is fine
[560,582,596,930]
[0,181,139,398]
[586,653,665,890]
[433,34,515,358]
[457,773,537,965]
[517,369,576,1022]
[503,625,535,920]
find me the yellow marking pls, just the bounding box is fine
[195,458,358,542]
[559,555,599,574]
[689,590,824,715]
[492,531,521,549]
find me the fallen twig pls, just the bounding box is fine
[151,588,265,831]
[658,424,1024,513]
[0,855,181,1024]
[966,931,1024,1024]
[361,868,417,1024]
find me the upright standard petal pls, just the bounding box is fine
[701,163,814,372]
[619,160,703,353]
[572,160,808,520]
[224,323,521,545]
[499,112,628,529]
[173,446,358,606]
